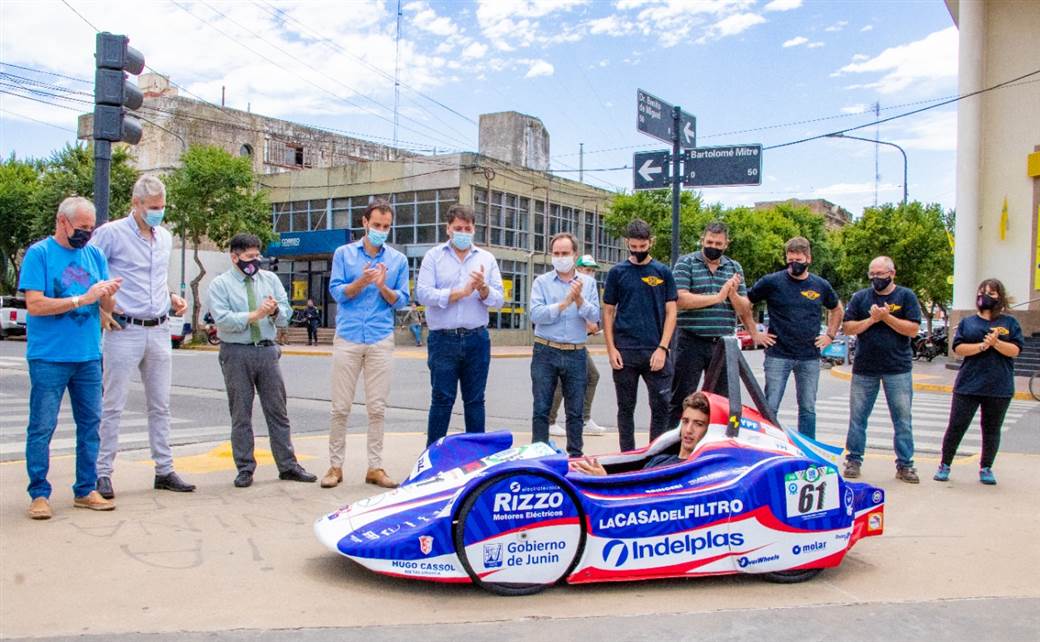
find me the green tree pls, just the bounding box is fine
[165,145,272,341]
[32,143,139,238]
[0,155,42,293]
[602,189,722,262]
[836,201,953,322]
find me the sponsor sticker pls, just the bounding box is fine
[483,543,503,569]
[868,513,883,532]
[872,490,883,505]
[785,465,840,518]
[601,531,744,568]
[418,535,434,555]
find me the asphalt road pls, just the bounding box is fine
[1,339,1037,463]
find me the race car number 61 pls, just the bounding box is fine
[784,466,839,517]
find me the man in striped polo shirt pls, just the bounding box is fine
[669,221,759,428]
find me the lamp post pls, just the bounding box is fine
[826,133,908,206]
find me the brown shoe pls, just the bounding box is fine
[74,490,116,511]
[896,466,920,484]
[320,467,343,488]
[28,497,52,520]
[365,468,399,489]
[843,459,861,479]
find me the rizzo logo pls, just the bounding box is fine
[800,290,821,300]
[492,492,564,513]
[641,276,664,287]
[601,531,745,568]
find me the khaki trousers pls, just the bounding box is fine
[328,334,394,469]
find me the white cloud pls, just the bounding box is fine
[834,27,958,94]
[885,110,958,152]
[811,181,901,198]
[824,20,848,32]
[861,24,874,32]
[807,41,824,48]
[841,104,868,114]
[461,41,489,59]
[406,1,459,37]
[587,14,630,37]
[696,12,766,44]
[475,0,588,50]
[524,59,555,78]
[764,0,803,11]
[851,53,869,61]
[783,36,809,47]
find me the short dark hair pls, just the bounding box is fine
[550,232,579,253]
[977,278,1009,316]
[785,236,811,256]
[363,199,394,221]
[682,391,711,416]
[625,218,652,240]
[229,233,261,254]
[702,221,728,239]
[445,204,475,225]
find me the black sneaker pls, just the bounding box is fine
[96,475,115,500]
[279,466,317,483]
[234,471,254,488]
[843,460,861,479]
[154,472,196,493]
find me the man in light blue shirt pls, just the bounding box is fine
[321,200,409,490]
[530,232,600,456]
[207,233,316,488]
[416,204,504,446]
[89,175,194,499]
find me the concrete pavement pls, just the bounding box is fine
[2,431,1038,639]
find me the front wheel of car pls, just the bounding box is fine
[452,470,585,596]
[762,568,823,584]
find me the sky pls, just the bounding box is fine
[0,0,965,216]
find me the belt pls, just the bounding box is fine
[116,313,168,327]
[431,327,485,336]
[224,340,276,347]
[534,337,583,351]
[680,329,723,342]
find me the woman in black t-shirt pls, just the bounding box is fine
[935,279,1024,485]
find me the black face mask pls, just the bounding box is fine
[702,247,724,261]
[788,261,809,277]
[871,276,892,292]
[977,294,998,311]
[67,227,92,249]
[238,258,261,277]
[630,249,650,263]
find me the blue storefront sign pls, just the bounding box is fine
[266,229,351,257]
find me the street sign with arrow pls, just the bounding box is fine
[637,89,696,148]
[632,150,671,190]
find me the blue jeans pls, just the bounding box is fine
[426,328,491,445]
[26,359,102,499]
[531,343,586,456]
[764,355,821,439]
[410,324,423,346]
[845,372,915,468]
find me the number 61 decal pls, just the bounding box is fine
[785,466,840,517]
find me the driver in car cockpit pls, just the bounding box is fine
[569,392,711,475]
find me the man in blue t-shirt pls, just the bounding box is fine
[18,197,122,519]
[841,256,922,484]
[602,219,678,452]
[747,237,842,439]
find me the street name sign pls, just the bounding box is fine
[633,150,671,190]
[636,89,696,148]
[683,144,762,187]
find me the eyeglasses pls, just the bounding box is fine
[867,271,892,278]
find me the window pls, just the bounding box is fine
[240,143,253,157]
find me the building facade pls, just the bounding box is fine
[753,198,852,229]
[262,153,623,342]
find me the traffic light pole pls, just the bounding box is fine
[670,105,682,266]
[93,140,112,225]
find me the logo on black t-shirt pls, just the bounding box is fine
[800,290,820,300]
[641,276,664,287]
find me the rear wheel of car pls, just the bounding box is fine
[762,568,823,584]
[453,470,585,596]
[171,339,182,349]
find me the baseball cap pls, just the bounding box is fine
[576,254,599,268]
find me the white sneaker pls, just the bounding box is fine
[549,423,566,437]
[584,419,607,435]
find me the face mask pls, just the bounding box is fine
[552,256,575,274]
[977,294,998,310]
[238,258,261,277]
[144,208,165,227]
[702,247,724,261]
[367,228,388,247]
[451,232,473,251]
[788,261,809,277]
[68,227,92,249]
[871,276,892,292]
[629,249,650,263]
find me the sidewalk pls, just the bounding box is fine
[830,357,1036,401]
[2,432,1038,638]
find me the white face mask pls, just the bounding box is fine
[552,255,575,274]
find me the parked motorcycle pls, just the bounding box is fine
[821,334,855,367]
[912,326,948,362]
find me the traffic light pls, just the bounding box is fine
[93,32,145,144]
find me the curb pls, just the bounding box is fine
[829,366,1036,401]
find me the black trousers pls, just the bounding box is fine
[669,330,728,427]
[612,347,674,452]
[306,321,319,344]
[940,393,1011,468]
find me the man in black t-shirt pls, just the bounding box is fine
[841,256,922,484]
[602,219,678,452]
[747,237,842,439]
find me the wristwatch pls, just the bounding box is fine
[657,345,670,354]
[71,295,81,308]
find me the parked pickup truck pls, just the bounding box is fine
[0,295,27,339]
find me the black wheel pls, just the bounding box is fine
[453,470,585,596]
[171,339,182,349]
[762,568,823,583]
